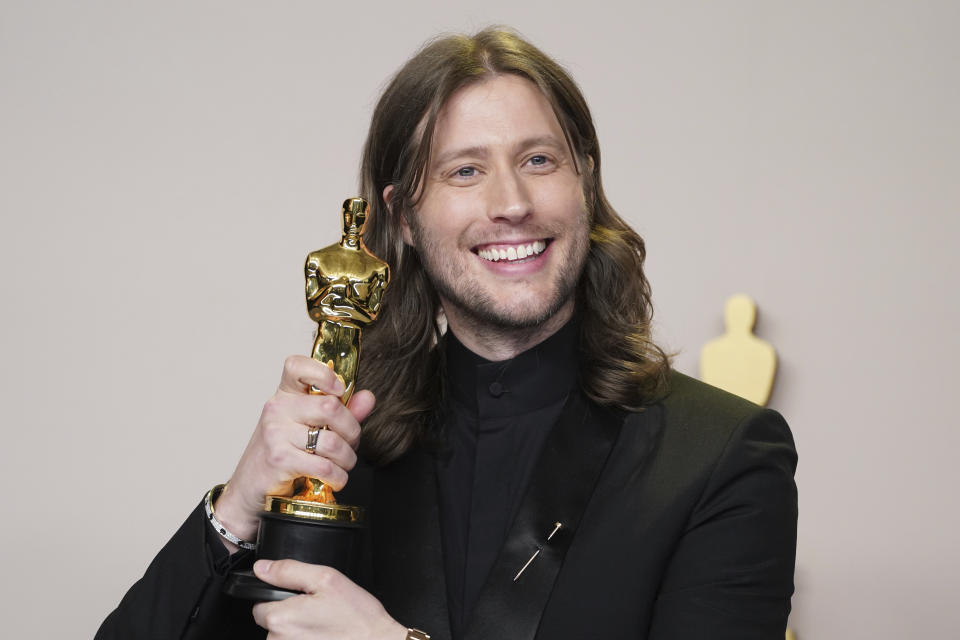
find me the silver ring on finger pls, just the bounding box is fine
[305,426,321,454]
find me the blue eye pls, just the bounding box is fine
[529,155,548,166]
[456,166,476,177]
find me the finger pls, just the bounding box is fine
[346,389,376,424]
[277,355,345,396]
[252,596,322,638]
[254,559,346,595]
[255,415,350,487]
[262,419,352,487]
[291,448,350,490]
[310,428,358,471]
[280,393,362,449]
[251,601,272,630]
[251,600,294,634]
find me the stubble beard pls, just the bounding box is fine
[408,214,591,334]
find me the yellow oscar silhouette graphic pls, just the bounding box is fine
[700,294,777,406]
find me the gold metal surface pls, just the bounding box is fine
[305,197,390,404]
[269,197,390,508]
[264,495,364,523]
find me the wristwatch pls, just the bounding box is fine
[406,629,430,640]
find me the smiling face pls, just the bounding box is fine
[394,74,591,344]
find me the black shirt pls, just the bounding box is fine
[436,318,580,637]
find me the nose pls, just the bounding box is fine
[486,169,532,223]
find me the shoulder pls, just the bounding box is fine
[660,371,790,441]
[620,371,795,479]
[660,370,764,426]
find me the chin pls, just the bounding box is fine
[466,293,574,330]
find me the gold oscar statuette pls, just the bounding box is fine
[264,196,390,521]
[225,197,390,601]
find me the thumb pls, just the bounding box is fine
[254,559,343,595]
[347,389,376,424]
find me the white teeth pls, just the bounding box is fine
[477,240,547,263]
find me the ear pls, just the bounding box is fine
[383,184,415,247]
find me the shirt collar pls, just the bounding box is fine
[444,316,580,420]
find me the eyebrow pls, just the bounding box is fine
[431,135,567,168]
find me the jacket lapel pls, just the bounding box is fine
[371,447,453,639]
[464,393,626,640]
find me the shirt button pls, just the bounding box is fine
[488,381,505,397]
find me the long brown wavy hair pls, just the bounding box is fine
[356,28,671,465]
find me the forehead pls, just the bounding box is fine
[430,75,566,156]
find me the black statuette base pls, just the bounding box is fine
[223,569,298,602]
[224,510,363,601]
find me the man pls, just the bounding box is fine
[97,28,797,640]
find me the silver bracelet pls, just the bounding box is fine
[204,484,257,550]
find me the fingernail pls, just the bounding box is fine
[254,559,272,574]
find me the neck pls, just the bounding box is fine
[442,299,576,362]
[340,233,360,250]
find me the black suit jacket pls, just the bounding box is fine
[97,372,797,639]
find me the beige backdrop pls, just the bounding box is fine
[2,1,958,638]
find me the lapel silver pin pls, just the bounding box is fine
[513,522,563,582]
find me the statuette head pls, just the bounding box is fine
[342,198,369,240]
